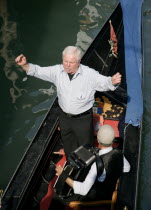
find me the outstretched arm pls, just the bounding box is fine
[15,54,29,72]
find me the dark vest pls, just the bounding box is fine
[84,149,123,201]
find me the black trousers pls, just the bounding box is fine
[59,109,94,156]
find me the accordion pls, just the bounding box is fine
[53,144,103,198]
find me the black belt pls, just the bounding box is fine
[62,108,92,118]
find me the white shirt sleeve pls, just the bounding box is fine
[73,162,97,196]
[90,70,116,91]
[27,63,57,83]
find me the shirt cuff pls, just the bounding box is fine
[26,63,36,76]
[108,77,117,91]
[73,181,80,194]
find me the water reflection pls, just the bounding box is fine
[75,0,118,52]
[0,0,26,104]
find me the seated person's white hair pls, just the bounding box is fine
[97,125,115,145]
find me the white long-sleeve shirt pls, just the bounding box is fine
[73,147,130,196]
[27,64,116,114]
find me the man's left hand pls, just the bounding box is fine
[111,72,122,86]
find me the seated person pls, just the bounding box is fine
[49,125,130,209]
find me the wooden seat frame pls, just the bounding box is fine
[68,180,119,210]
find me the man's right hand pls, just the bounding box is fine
[15,54,27,66]
[15,54,29,72]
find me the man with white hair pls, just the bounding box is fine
[55,124,130,206]
[15,46,122,156]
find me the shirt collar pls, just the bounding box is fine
[99,146,113,155]
[61,64,82,76]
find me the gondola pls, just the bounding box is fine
[1,3,143,210]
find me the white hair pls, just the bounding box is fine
[97,125,115,146]
[62,46,82,61]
